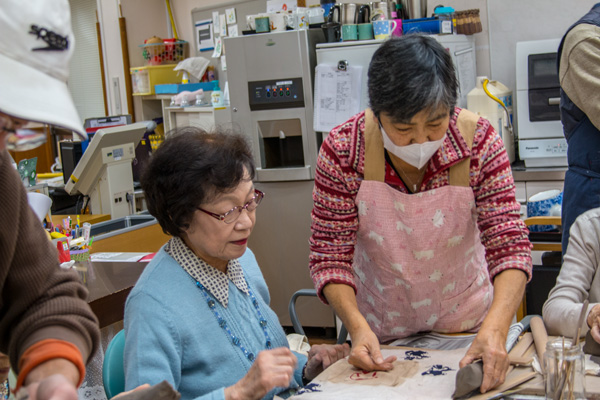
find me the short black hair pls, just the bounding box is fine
[141,127,255,237]
[367,34,458,122]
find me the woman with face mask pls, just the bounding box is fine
[309,34,532,394]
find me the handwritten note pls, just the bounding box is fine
[313,63,362,133]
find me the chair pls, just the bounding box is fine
[102,329,126,399]
[288,288,348,345]
[518,216,563,320]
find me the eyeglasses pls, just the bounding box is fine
[197,189,265,224]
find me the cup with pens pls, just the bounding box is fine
[47,217,94,264]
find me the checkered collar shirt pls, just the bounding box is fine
[165,236,248,307]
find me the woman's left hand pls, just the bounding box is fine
[459,326,509,393]
[303,343,351,382]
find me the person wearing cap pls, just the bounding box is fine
[0,0,100,399]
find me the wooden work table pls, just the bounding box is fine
[51,214,111,227]
[76,260,148,328]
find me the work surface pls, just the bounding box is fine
[285,333,600,399]
[75,260,148,328]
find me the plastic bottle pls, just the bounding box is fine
[467,76,514,163]
[433,6,455,34]
[211,81,224,108]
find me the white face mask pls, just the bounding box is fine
[380,124,446,169]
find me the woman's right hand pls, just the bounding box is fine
[588,304,600,343]
[348,326,396,371]
[225,347,297,400]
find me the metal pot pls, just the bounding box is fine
[328,3,364,25]
[401,0,426,19]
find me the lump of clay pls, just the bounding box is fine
[452,361,483,399]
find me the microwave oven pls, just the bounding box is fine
[515,38,567,168]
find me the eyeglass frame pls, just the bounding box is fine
[197,189,265,224]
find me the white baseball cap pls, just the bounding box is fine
[0,0,87,142]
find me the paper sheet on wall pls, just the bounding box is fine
[313,64,362,133]
[195,19,214,52]
[454,47,475,100]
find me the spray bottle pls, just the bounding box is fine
[211,81,224,108]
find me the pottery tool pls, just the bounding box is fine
[530,316,549,374]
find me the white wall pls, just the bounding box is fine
[487,0,597,98]
[99,0,599,121]
[97,0,124,116]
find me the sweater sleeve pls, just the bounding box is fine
[309,115,364,303]
[560,24,600,131]
[543,212,600,337]
[469,119,533,281]
[0,151,99,372]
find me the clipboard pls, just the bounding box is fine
[313,60,362,133]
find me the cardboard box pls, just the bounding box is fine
[130,65,180,96]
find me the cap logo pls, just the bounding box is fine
[29,25,69,51]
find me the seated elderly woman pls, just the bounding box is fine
[543,207,600,343]
[124,127,349,400]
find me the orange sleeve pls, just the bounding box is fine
[16,339,85,390]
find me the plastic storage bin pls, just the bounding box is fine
[402,17,446,34]
[154,82,217,94]
[130,65,180,96]
[139,40,188,66]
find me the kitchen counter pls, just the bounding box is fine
[50,213,111,227]
[511,160,566,182]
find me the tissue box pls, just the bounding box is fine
[154,82,218,94]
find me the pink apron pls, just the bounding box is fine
[354,109,493,343]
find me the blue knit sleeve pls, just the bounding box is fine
[293,351,308,386]
[124,291,228,400]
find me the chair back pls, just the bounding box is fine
[103,329,126,399]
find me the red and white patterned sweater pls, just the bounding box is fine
[309,108,533,303]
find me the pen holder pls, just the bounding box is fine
[544,338,585,399]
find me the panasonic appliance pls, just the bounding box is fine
[516,38,567,168]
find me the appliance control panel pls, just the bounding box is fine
[248,78,305,111]
[518,138,568,159]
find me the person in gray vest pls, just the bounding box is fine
[558,3,600,254]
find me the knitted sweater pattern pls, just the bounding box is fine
[309,108,533,301]
[124,247,305,400]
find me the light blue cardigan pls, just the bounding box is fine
[124,247,307,400]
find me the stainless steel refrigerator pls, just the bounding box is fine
[224,29,335,329]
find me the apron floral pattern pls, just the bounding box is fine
[353,109,494,343]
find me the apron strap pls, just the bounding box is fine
[449,109,479,187]
[364,108,386,182]
[364,108,480,186]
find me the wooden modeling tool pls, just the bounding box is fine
[530,316,549,374]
